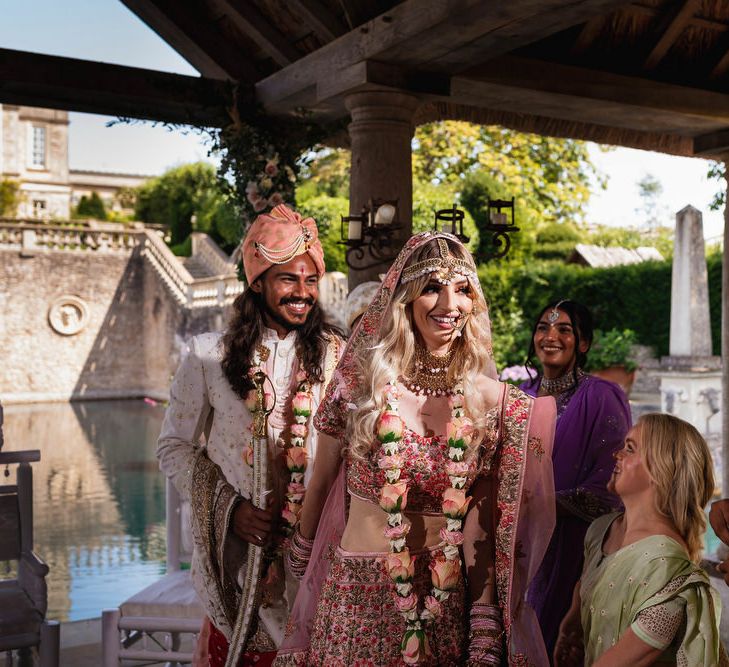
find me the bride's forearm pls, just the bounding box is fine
[462,474,497,604]
[299,432,342,539]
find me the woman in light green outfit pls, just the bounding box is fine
[554,413,723,667]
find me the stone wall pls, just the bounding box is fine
[0,245,225,403]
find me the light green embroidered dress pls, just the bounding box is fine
[580,512,722,666]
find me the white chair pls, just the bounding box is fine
[102,478,204,666]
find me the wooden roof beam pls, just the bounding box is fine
[694,128,729,156]
[287,0,346,42]
[0,48,233,127]
[222,0,301,67]
[455,56,729,131]
[256,0,632,114]
[643,0,701,70]
[120,0,228,79]
[121,0,260,82]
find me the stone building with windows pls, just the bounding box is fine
[0,104,149,219]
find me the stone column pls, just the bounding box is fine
[659,204,723,492]
[345,90,419,288]
[669,205,712,357]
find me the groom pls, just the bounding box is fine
[157,204,343,666]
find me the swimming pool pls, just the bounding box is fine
[2,399,167,621]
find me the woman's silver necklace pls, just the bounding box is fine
[540,368,584,396]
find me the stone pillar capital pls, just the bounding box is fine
[345,90,420,126]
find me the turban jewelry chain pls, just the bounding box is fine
[254,226,313,266]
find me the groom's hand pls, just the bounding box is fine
[232,498,274,546]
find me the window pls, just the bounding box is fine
[30,125,46,168]
[32,200,47,217]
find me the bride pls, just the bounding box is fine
[277,232,556,665]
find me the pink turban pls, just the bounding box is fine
[242,204,326,284]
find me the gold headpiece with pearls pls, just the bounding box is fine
[400,237,477,285]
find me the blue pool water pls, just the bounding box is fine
[3,399,168,621]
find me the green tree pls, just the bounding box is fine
[297,193,349,273]
[636,173,666,231]
[413,122,597,226]
[74,192,107,220]
[297,147,350,200]
[135,162,240,250]
[0,179,21,217]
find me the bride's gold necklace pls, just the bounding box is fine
[402,344,456,396]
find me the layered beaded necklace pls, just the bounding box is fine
[401,344,456,397]
[377,380,474,664]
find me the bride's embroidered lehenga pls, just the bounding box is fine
[276,232,557,666]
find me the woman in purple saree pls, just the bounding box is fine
[520,300,631,660]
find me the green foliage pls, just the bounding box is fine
[170,235,192,257]
[533,221,581,261]
[297,147,350,200]
[585,329,639,372]
[413,122,597,226]
[74,192,107,220]
[708,161,725,211]
[479,255,712,367]
[135,162,240,250]
[207,114,343,232]
[297,194,349,273]
[488,295,532,370]
[0,179,21,216]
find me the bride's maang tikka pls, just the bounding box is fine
[400,237,477,285]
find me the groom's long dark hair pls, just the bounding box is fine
[221,281,342,399]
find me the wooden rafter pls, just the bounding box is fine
[222,0,301,66]
[122,0,260,82]
[711,49,729,79]
[0,48,233,126]
[643,0,701,70]
[627,3,729,33]
[571,16,607,56]
[255,0,631,113]
[287,0,346,42]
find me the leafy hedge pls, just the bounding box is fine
[479,252,722,365]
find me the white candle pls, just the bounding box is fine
[374,204,396,226]
[442,223,455,234]
[348,220,362,240]
[492,212,507,225]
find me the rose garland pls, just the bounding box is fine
[243,357,313,537]
[282,370,313,535]
[377,382,474,665]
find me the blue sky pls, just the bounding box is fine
[1,0,724,238]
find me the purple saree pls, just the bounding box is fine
[521,374,631,659]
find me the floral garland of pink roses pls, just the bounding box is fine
[378,382,474,665]
[242,355,312,537]
[281,370,312,536]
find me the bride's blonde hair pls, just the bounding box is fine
[346,238,494,462]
